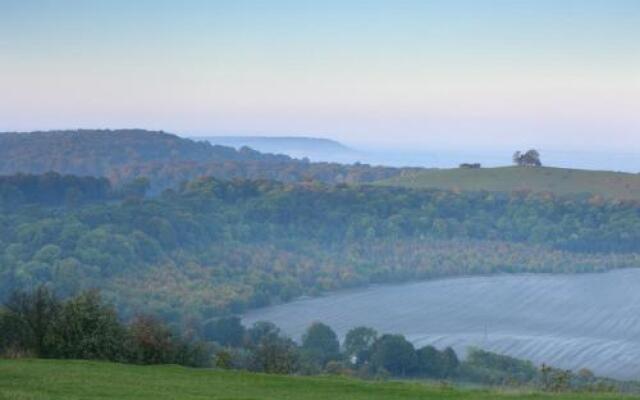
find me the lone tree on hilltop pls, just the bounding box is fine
[513,149,542,167]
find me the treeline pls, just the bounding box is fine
[107,159,409,194]
[0,173,113,207]
[0,129,292,176]
[0,288,621,393]
[0,172,157,208]
[0,130,412,193]
[0,287,208,366]
[211,319,618,392]
[2,176,640,319]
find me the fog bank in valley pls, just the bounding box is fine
[244,269,640,380]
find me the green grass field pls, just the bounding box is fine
[0,359,635,400]
[378,166,640,200]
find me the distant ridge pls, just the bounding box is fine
[197,135,359,162]
[0,129,292,177]
[200,136,352,150]
[0,129,407,192]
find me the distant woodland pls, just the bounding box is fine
[1,172,639,322]
[4,287,623,392]
[2,129,640,396]
[0,130,412,193]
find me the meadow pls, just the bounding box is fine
[378,166,640,200]
[0,359,633,400]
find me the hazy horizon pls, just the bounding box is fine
[193,132,640,172]
[5,2,640,394]
[1,1,639,153]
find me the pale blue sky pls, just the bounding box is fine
[1,0,638,151]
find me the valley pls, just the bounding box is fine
[244,269,640,380]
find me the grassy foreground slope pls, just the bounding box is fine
[0,360,632,400]
[379,166,640,200]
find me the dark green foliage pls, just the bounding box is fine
[416,345,442,377]
[541,364,572,392]
[0,289,210,367]
[441,347,460,378]
[208,318,300,374]
[344,326,378,364]
[48,290,125,360]
[301,322,341,367]
[414,345,459,379]
[460,348,537,385]
[0,286,60,357]
[243,321,299,374]
[513,149,542,167]
[126,315,186,365]
[0,130,409,194]
[214,350,233,369]
[245,321,282,347]
[118,177,150,199]
[370,334,417,377]
[0,130,291,177]
[250,334,299,374]
[0,289,626,391]
[0,172,111,208]
[203,317,245,347]
[2,176,640,320]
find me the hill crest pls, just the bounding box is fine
[379,165,640,200]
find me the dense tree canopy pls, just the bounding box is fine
[344,326,378,363]
[0,130,414,194]
[203,317,245,347]
[0,130,291,176]
[0,172,112,207]
[370,334,417,376]
[1,132,637,394]
[0,287,208,366]
[1,175,640,320]
[0,287,630,393]
[301,322,341,367]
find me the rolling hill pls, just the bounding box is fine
[378,166,640,200]
[0,359,631,400]
[200,136,354,155]
[0,130,410,193]
[0,129,291,177]
[244,269,640,380]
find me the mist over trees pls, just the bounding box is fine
[0,130,292,176]
[301,322,341,368]
[0,287,206,366]
[0,131,638,395]
[0,130,415,194]
[1,173,640,320]
[0,173,112,207]
[0,287,621,392]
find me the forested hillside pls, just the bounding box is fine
[0,130,409,193]
[107,158,408,194]
[0,129,290,175]
[0,173,112,206]
[5,131,637,201]
[1,174,639,322]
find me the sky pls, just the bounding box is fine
[1,0,639,152]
